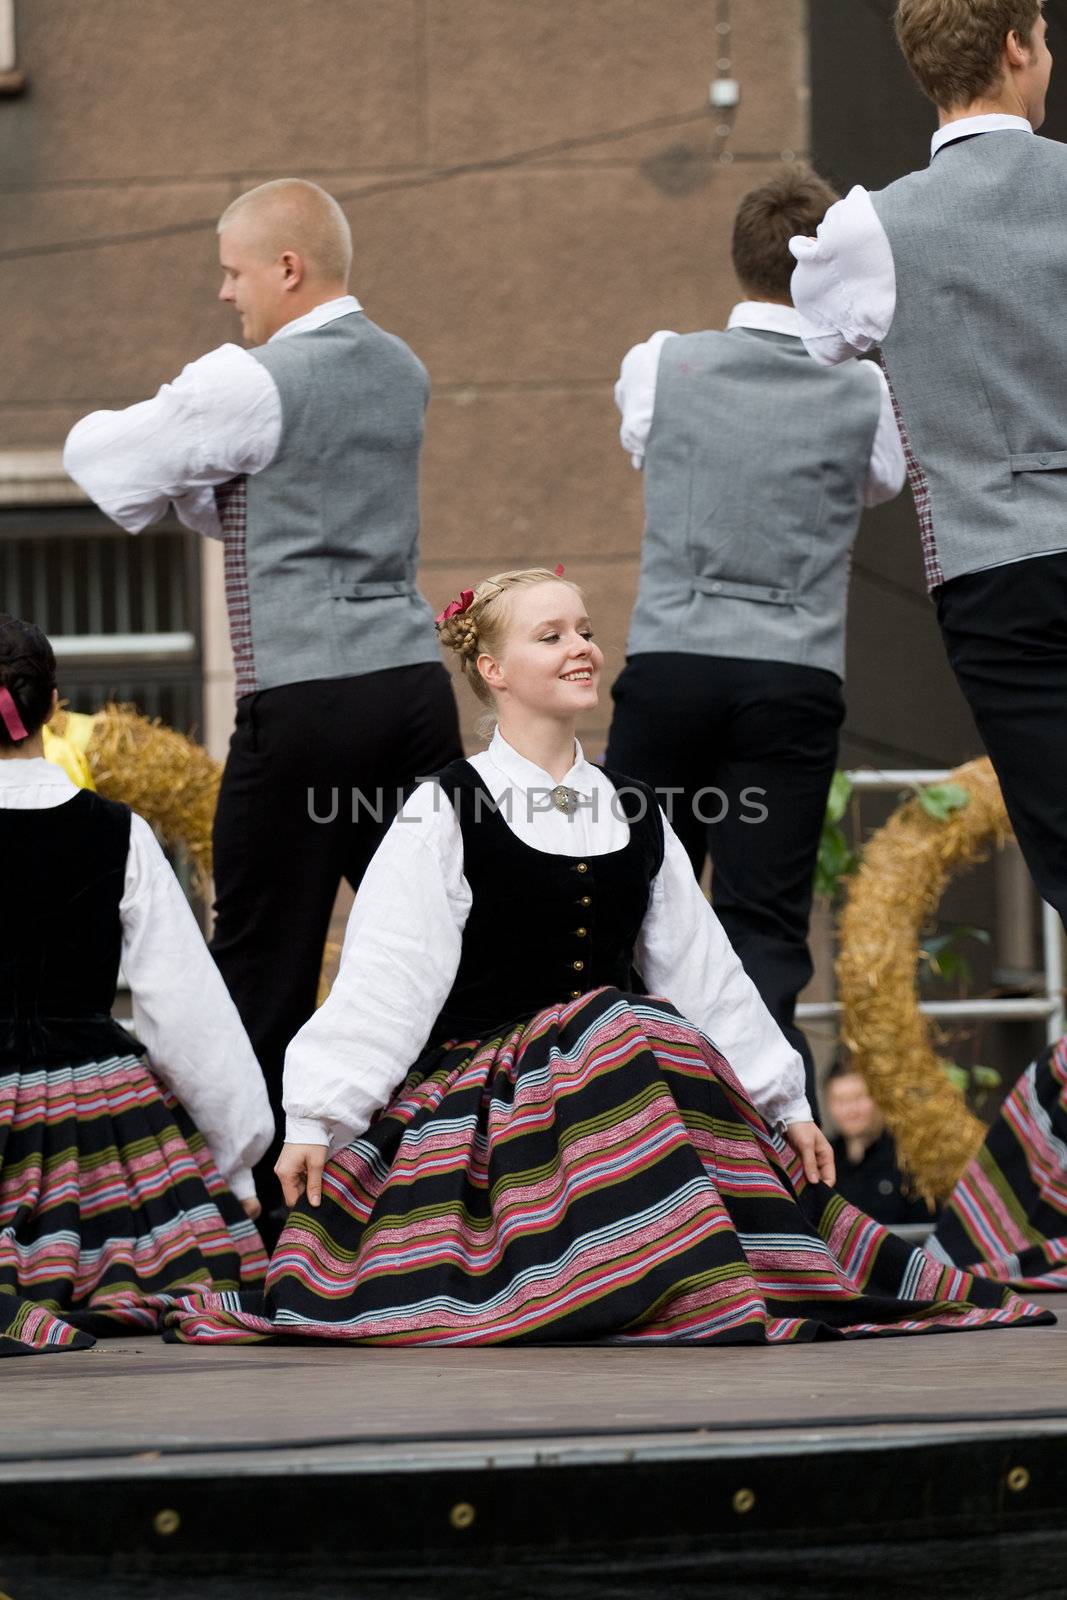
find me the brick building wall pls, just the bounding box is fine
[0,0,806,757]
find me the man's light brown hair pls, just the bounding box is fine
[731,167,840,302]
[895,0,1041,108]
[217,179,353,285]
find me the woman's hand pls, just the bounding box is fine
[274,1142,329,1208]
[784,1121,836,1187]
[240,1195,262,1221]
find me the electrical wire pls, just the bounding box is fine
[0,104,717,267]
[0,0,745,267]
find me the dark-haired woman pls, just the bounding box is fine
[0,614,273,1356]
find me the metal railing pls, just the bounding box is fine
[796,768,1066,1045]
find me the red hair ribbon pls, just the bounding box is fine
[435,588,475,625]
[0,686,28,742]
[554,564,565,576]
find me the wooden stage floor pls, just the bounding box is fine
[2,1302,1066,1598]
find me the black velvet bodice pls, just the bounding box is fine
[430,760,665,1045]
[0,789,140,1066]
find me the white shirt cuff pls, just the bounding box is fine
[285,1116,333,1147]
[227,1166,256,1201]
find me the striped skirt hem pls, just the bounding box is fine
[166,989,1049,1347]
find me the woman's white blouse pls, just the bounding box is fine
[0,759,274,1199]
[284,732,812,1148]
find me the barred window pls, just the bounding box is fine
[0,505,203,734]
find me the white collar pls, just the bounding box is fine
[931,113,1033,157]
[726,301,802,338]
[0,756,76,789]
[269,294,364,342]
[487,728,596,798]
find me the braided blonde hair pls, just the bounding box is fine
[436,567,581,708]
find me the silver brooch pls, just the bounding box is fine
[551,785,579,815]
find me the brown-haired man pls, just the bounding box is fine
[606,168,905,1114]
[790,4,1067,931]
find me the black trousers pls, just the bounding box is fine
[210,664,463,1208]
[938,550,1067,929]
[605,653,845,1115]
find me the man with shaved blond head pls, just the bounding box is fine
[65,179,462,1235]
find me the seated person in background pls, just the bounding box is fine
[826,1056,935,1227]
[0,614,274,1356]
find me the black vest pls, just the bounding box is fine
[429,761,665,1045]
[0,789,141,1067]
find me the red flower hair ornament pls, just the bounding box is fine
[435,566,565,626]
[435,589,474,626]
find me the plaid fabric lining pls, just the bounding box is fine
[880,356,943,592]
[216,476,258,697]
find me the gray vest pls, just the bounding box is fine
[242,310,440,692]
[628,328,881,678]
[870,131,1067,586]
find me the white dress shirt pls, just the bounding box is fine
[62,295,364,540]
[0,759,274,1199]
[614,301,906,505]
[283,729,811,1150]
[788,117,1035,365]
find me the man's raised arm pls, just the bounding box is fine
[62,343,280,538]
[789,185,898,367]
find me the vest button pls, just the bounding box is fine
[576,862,588,873]
[575,926,587,937]
[580,895,592,906]
[572,960,585,972]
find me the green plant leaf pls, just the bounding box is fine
[919,924,990,990]
[815,822,859,899]
[919,782,971,822]
[825,770,853,825]
[929,949,972,987]
[938,1059,969,1094]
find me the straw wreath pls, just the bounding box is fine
[835,757,1013,1203]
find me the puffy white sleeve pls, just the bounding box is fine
[635,815,812,1128]
[283,782,472,1149]
[789,186,897,366]
[862,362,907,507]
[615,330,678,468]
[62,343,281,539]
[120,814,274,1201]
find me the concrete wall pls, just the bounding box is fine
[0,0,807,758]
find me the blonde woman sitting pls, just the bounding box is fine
[169,569,1045,1346]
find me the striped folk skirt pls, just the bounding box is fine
[931,1035,1067,1290]
[167,989,1048,1347]
[0,1049,268,1356]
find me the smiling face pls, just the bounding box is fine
[477,580,602,722]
